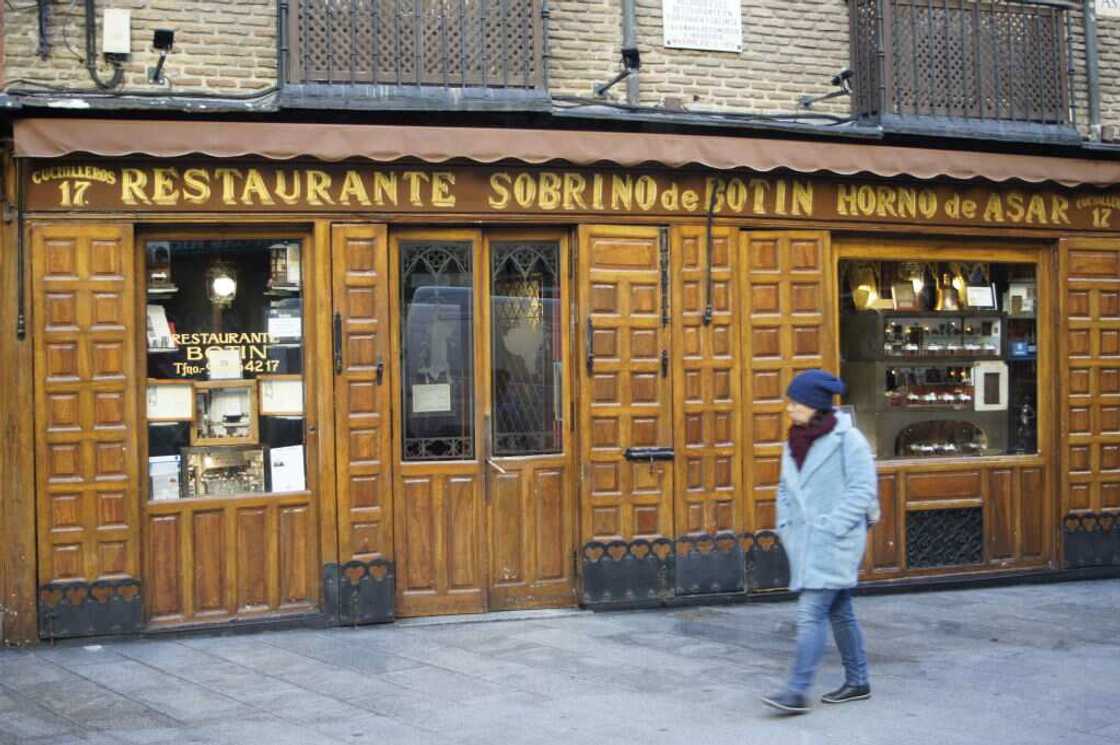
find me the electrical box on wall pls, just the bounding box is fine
[102,9,132,57]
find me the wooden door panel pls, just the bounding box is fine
[1060,239,1120,518]
[148,514,181,621]
[740,231,833,531]
[671,225,742,538]
[145,497,317,626]
[579,225,673,542]
[488,458,574,609]
[236,507,270,612]
[192,510,226,614]
[333,224,393,564]
[1021,467,1045,559]
[395,472,486,615]
[279,505,314,607]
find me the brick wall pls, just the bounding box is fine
[1099,11,1120,140]
[2,1,1117,141]
[550,0,851,116]
[2,0,276,95]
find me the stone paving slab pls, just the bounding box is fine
[2,579,1119,744]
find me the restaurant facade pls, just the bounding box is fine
[2,115,1119,642]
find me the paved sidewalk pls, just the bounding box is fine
[2,579,1119,745]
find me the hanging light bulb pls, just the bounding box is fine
[207,261,238,307]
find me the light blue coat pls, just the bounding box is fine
[776,411,879,592]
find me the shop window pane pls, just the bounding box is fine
[400,241,475,461]
[144,238,307,500]
[491,242,562,456]
[839,259,1037,460]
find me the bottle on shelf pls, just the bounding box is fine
[935,272,960,311]
[918,265,937,310]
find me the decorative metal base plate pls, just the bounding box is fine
[1063,513,1120,568]
[323,559,395,625]
[37,579,142,640]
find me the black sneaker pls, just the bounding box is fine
[760,691,810,714]
[820,683,871,704]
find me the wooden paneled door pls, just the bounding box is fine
[32,223,142,598]
[389,229,488,616]
[1059,238,1120,517]
[483,230,576,610]
[387,228,577,616]
[577,225,674,544]
[332,224,394,568]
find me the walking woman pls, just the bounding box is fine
[761,370,879,715]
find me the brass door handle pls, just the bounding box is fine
[486,458,508,475]
[375,354,384,385]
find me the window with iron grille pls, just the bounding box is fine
[849,0,1075,130]
[285,0,545,90]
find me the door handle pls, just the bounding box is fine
[333,312,343,374]
[375,354,384,385]
[661,349,669,377]
[486,458,508,475]
[586,318,595,374]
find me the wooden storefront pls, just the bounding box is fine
[4,119,1120,642]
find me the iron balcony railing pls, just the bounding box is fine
[850,0,1075,128]
[284,0,547,90]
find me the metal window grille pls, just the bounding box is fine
[287,0,545,89]
[849,0,1073,126]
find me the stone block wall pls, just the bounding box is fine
[2,0,276,95]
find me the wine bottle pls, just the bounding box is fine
[918,266,937,310]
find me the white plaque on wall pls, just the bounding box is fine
[1099,0,1120,19]
[662,0,743,53]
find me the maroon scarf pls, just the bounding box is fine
[788,413,837,470]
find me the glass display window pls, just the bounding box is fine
[143,237,307,499]
[840,258,1038,460]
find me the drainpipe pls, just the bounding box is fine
[622,0,639,105]
[1084,0,1101,141]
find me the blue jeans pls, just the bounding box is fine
[785,588,869,695]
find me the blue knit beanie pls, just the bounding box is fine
[786,369,846,411]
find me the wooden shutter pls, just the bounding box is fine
[32,223,141,588]
[740,231,834,530]
[670,225,742,537]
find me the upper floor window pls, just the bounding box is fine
[850,0,1073,130]
[286,0,545,90]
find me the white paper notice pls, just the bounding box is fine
[260,379,304,415]
[413,383,452,413]
[662,0,742,53]
[268,315,302,340]
[965,286,995,309]
[147,383,193,420]
[149,455,181,501]
[270,445,306,493]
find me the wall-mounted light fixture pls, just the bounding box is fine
[150,29,175,84]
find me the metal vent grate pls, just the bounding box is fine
[906,507,984,568]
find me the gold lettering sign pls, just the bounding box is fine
[169,331,279,377]
[24,161,1120,231]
